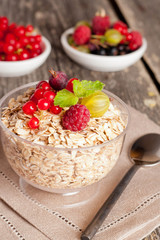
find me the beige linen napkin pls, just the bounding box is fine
[0,106,160,240]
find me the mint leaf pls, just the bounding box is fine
[73,80,104,98]
[54,89,78,107]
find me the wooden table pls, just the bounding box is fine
[0,0,160,239]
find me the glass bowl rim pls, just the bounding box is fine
[0,82,130,151]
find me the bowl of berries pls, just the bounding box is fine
[0,69,129,196]
[61,10,147,72]
[0,16,51,77]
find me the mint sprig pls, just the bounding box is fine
[54,80,105,108]
[54,89,78,107]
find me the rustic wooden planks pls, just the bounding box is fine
[115,0,160,85]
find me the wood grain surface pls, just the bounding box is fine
[0,0,160,239]
[116,0,160,84]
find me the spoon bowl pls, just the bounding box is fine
[81,133,160,240]
[130,133,160,165]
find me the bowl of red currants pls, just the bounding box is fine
[61,10,147,72]
[0,16,51,77]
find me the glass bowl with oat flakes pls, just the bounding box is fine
[0,70,130,194]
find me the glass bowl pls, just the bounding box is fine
[0,82,130,197]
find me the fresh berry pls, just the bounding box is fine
[38,98,50,110]
[6,53,19,61]
[105,29,123,46]
[8,23,17,32]
[35,35,42,43]
[29,36,36,43]
[40,82,51,91]
[50,105,62,114]
[22,101,37,115]
[34,88,45,100]
[126,32,133,42]
[15,41,23,50]
[0,16,8,25]
[26,24,34,32]
[30,94,38,104]
[73,25,91,45]
[49,69,69,90]
[28,117,39,129]
[65,78,79,92]
[107,46,118,56]
[5,33,16,46]
[19,36,29,46]
[95,47,107,56]
[113,21,128,35]
[29,42,41,51]
[19,49,30,60]
[62,104,90,131]
[0,23,8,31]
[92,15,110,35]
[0,31,4,40]
[81,91,110,118]
[15,26,25,37]
[36,80,47,89]
[129,31,142,51]
[3,43,15,54]
[44,90,56,102]
[0,41,4,52]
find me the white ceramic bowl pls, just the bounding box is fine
[61,28,147,72]
[0,36,51,77]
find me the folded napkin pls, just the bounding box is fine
[0,106,160,240]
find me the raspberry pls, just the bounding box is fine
[62,104,90,131]
[129,31,142,50]
[113,21,128,35]
[92,15,110,35]
[73,26,91,45]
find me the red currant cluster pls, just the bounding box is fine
[23,81,62,129]
[0,16,42,61]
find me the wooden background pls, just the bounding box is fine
[0,0,160,239]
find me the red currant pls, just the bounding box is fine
[41,82,51,91]
[26,24,34,32]
[15,26,25,37]
[6,54,19,61]
[0,17,8,25]
[113,21,128,35]
[35,35,42,43]
[15,41,23,50]
[34,88,45,100]
[19,49,30,60]
[36,81,47,89]
[5,33,16,46]
[0,22,8,31]
[0,31,4,40]
[3,43,15,54]
[65,78,79,93]
[28,36,36,43]
[50,105,62,114]
[8,23,16,32]
[0,41,4,52]
[19,36,29,46]
[129,41,138,51]
[22,101,37,115]
[30,51,39,58]
[126,32,133,42]
[30,94,38,104]
[44,91,56,103]
[38,98,50,110]
[30,42,41,51]
[28,117,39,129]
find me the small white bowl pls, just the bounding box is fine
[61,28,147,72]
[0,36,51,77]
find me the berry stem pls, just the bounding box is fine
[49,68,57,78]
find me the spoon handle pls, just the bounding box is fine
[81,164,140,240]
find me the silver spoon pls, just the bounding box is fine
[81,133,160,240]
